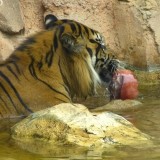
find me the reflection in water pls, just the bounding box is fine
[0,86,160,160]
[135,99,160,140]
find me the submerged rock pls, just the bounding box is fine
[91,99,142,113]
[11,103,152,148]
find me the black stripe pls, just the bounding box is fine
[16,37,36,51]
[47,49,54,67]
[0,96,12,114]
[7,55,20,64]
[4,55,20,65]
[1,55,21,75]
[0,71,32,113]
[12,62,21,75]
[70,23,76,33]
[90,29,95,35]
[0,111,3,117]
[0,97,8,114]
[54,35,58,52]
[7,65,19,80]
[89,39,96,43]
[39,78,71,101]
[45,46,54,67]
[29,57,37,79]
[58,59,71,98]
[107,54,110,60]
[5,55,21,75]
[83,26,90,37]
[28,56,71,101]
[95,58,105,66]
[0,82,18,113]
[58,26,65,38]
[0,60,21,78]
[61,19,69,23]
[86,47,93,57]
[76,23,82,37]
[37,57,43,71]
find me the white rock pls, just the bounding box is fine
[11,103,152,148]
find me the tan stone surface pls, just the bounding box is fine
[0,0,24,33]
[114,0,160,70]
[19,0,44,34]
[11,103,152,148]
[0,33,14,61]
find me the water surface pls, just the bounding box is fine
[0,85,160,160]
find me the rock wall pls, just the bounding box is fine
[114,0,160,71]
[0,0,160,71]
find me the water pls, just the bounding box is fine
[0,85,160,160]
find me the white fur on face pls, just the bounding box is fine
[91,55,96,67]
[89,57,101,87]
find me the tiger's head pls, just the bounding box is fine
[0,14,118,118]
[44,14,118,96]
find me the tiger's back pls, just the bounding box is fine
[0,15,117,118]
[0,30,71,118]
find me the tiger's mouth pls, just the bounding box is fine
[99,67,113,86]
[98,58,119,86]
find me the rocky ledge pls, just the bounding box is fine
[11,103,152,148]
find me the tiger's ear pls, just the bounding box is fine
[61,33,84,53]
[44,14,58,29]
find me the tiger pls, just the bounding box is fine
[0,14,117,119]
